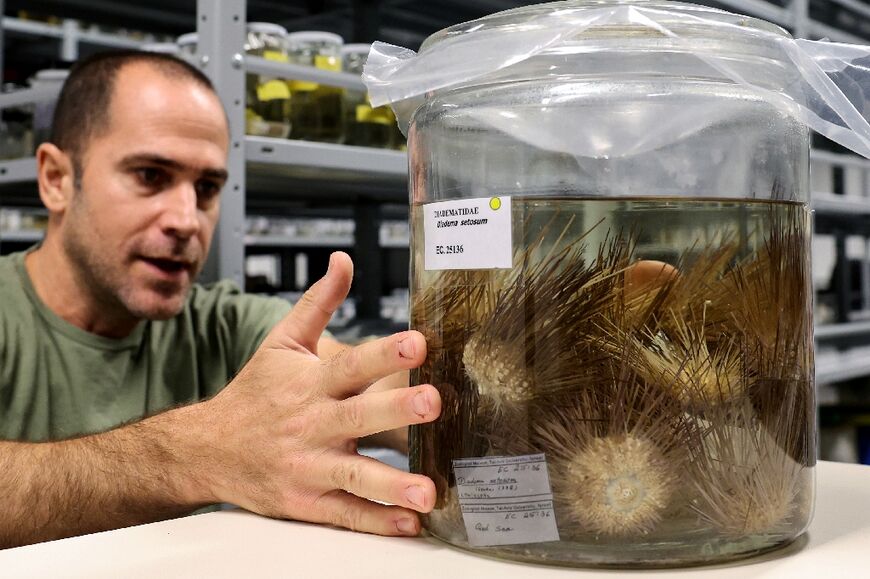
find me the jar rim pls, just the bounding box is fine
[341,43,373,56]
[286,31,344,46]
[175,32,198,47]
[33,69,70,81]
[141,43,181,55]
[420,0,791,55]
[247,22,289,37]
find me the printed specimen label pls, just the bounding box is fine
[423,196,512,271]
[452,454,560,547]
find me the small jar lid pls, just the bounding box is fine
[34,69,70,81]
[176,32,198,47]
[247,22,288,37]
[286,31,344,46]
[340,43,371,56]
[141,42,181,55]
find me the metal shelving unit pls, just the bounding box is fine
[2,15,147,60]
[245,137,406,201]
[189,0,409,318]
[244,233,408,249]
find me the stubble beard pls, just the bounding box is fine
[62,195,194,322]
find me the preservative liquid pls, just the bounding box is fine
[409,197,815,568]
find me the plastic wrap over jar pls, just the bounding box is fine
[370,0,826,569]
[363,0,870,162]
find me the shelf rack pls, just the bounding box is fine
[1,15,148,63]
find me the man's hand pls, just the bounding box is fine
[0,252,440,548]
[192,252,440,535]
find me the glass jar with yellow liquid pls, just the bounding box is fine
[340,44,393,149]
[285,31,344,143]
[245,23,291,138]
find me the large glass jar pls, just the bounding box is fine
[399,0,816,568]
[285,31,344,143]
[245,23,291,138]
[341,44,394,148]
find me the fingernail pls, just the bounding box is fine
[412,391,430,417]
[327,253,336,274]
[398,335,415,359]
[405,485,426,509]
[396,517,417,535]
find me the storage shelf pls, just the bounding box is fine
[0,86,62,109]
[0,157,37,183]
[2,16,146,49]
[811,149,870,171]
[245,57,365,91]
[0,230,44,243]
[245,137,408,200]
[245,234,353,248]
[244,234,407,248]
[813,193,870,216]
[816,345,870,385]
[816,321,870,342]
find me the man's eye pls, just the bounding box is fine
[195,180,222,201]
[135,167,168,188]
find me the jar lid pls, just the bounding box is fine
[286,31,344,46]
[34,69,69,81]
[142,42,181,55]
[176,32,198,47]
[341,43,372,56]
[247,22,288,37]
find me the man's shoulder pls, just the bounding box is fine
[0,252,32,310]
[0,251,24,280]
[182,279,292,329]
[166,280,292,378]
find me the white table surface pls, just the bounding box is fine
[2,460,869,578]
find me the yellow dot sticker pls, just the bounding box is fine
[489,197,502,211]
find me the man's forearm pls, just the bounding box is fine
[0,403,214,549]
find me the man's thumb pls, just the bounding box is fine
[266,251,353,353]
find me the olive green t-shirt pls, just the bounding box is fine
[0,250,292,441]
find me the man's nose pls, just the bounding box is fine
[160,183,200,239]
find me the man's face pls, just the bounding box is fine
[61,62,229,320]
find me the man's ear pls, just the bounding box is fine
[36,143,77,212]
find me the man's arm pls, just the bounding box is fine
[0,404,211,548]
[0,252,441,549]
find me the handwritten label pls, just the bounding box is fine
[423,196,512,271]
[453,454,559,547]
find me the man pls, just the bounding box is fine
[0,51,441,548]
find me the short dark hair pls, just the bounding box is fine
[50,50,220,171]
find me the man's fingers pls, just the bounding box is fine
[320,331,427,397]
[267,252,353,353]
[321,454,436,513]
[311,490,423,536]
[326,384,440,441]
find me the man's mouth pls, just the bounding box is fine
[140,256,193,277]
